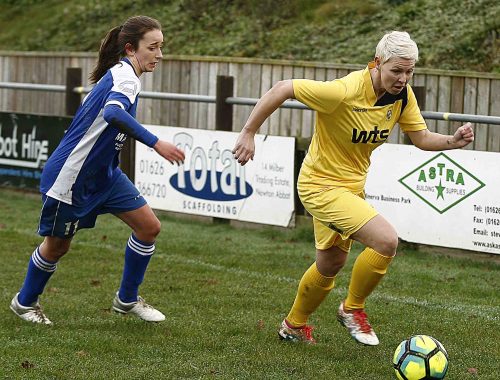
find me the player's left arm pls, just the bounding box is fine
[407,122,474,151]
[103,104,184,165]
[103,103,159,147]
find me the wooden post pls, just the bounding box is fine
[404,86,426,144]
[65,67,82,116]
[295,138,310,216]
[413,86,426,111]
[120,138,135,181]
[215,75,234,131]
[214,76,234,224]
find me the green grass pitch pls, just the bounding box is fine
[0,188,498,379]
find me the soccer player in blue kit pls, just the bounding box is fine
[9,16,185,324]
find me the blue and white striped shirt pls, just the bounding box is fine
[40,58,157,206]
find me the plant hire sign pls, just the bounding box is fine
[399,153,485,214]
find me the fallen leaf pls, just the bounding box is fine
[21,360,34,369]
[467,368,478,375]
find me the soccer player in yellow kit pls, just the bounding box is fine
[232,31,474,345]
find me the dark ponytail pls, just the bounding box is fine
[89,26,123,83]
[89,16,162,84]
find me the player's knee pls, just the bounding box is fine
[377,234,398,257]
[316,247,348,276]
[152,219,161,238]
[133,218,160,243]
[40,237,71,261]
[40,243,70,261]
[146,217,161,240]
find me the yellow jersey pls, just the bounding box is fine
[294,64,427,193]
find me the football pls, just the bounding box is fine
[393,335,449,380]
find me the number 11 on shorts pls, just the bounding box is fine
[64,220,79,235]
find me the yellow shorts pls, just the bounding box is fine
[298,185,378,252]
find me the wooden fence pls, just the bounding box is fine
[0,52,499,152]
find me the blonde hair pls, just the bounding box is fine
[375,31,419,63]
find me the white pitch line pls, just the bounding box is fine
[157,253,500,322]
[7,230,498,322]
[155,253,298,284]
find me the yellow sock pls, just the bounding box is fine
[344,247,393,311]
[286,262,335,327]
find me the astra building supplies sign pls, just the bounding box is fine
[0,112,68,190]
[399,152,485,214]
[365,144,499,255]
[135,126,296,227]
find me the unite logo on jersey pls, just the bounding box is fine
[114,132,127,150]
[118,81,138,97]
[351,126,390,144]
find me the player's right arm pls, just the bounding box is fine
[232,80,294,165]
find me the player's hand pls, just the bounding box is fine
[153,140,185,165]
[232,129,255,166]
[451,122,474,148]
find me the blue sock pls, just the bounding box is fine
[118,234,155,303]
[18,247,57,306]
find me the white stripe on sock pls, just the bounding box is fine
[128,235,155,256]
[32,248,57,272]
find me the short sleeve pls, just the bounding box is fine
[105,91,134,112]
[293,79,347,114]
[399,85,427,133]
[105,63,142,111]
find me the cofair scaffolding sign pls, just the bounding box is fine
[365,144,499,255]
[135,126,295,227]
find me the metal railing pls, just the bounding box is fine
[1,79,500,125]
[0,82,65,92]
[1,74,499,221]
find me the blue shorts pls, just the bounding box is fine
[38,173,147,238]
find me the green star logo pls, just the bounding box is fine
[435,180,445,200]
[399,153,485,214]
